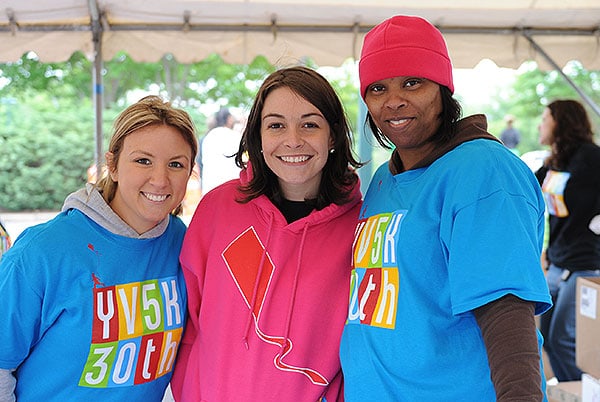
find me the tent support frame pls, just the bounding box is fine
[89,0,104,179]
[9,11,597,169]
[523,31,600,118]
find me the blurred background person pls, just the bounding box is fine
[0,219,10,262]
[500,114,521,155]
[199,107,243,195]
[536,99,600,382]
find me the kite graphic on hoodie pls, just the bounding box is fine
[222,226,328,385]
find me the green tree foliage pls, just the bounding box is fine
[0,92,96,210]
[0,52,279,211]
[179,53,276,107]
[0,52,93,100]
[3,50,597,211]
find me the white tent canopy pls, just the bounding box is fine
[1,0,600,69]
[1,0,600,171]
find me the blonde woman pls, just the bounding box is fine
[0,96,197,401]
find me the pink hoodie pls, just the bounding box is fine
[171,168,361,402]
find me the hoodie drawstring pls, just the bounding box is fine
[242,213,275,349]
[280,221,308,354]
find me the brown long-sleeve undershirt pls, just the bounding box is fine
[473,294,543,401]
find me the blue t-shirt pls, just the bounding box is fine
[0,209,187,401]
[340,139,552,401]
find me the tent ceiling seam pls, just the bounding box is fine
[1,23,598,37]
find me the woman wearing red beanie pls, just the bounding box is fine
[339,15,552,401]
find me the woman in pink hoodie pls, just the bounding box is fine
[171,66,362,402]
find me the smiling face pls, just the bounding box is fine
[364,76,442,170]
[260,86,333,201]
[108,124,192,234]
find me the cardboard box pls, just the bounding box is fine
[576,277,600,379]
[581,373,600,402]
[547,381,582,402]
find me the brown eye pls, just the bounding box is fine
[135,158,151,165]
[404,78,422,88]
[369,84,385,93]
[169,161,185,169]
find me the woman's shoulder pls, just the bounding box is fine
[13,211,74,241]
[201,179,242,202]
[168,214,188,233]
[571,141,600,174]
[438,139,539,192]
[3,210,88,263]
[443,138,523,172]
[578,141,600,158]
[189,181,255,224]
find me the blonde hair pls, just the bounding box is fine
[96,95,198,216]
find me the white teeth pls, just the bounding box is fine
[144,193,168,202]
[280,155,310,163]
[390,119,409,125]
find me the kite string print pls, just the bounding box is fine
[222,227,329,386]
[88,243,105,288]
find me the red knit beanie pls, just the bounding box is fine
[359,15,454,98]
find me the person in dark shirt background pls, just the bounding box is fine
[536,99,600,381]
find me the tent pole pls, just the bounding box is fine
[357,97,373,195]
[93,40,103,180]
[523,32,600,118]
[89,0,104,181]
